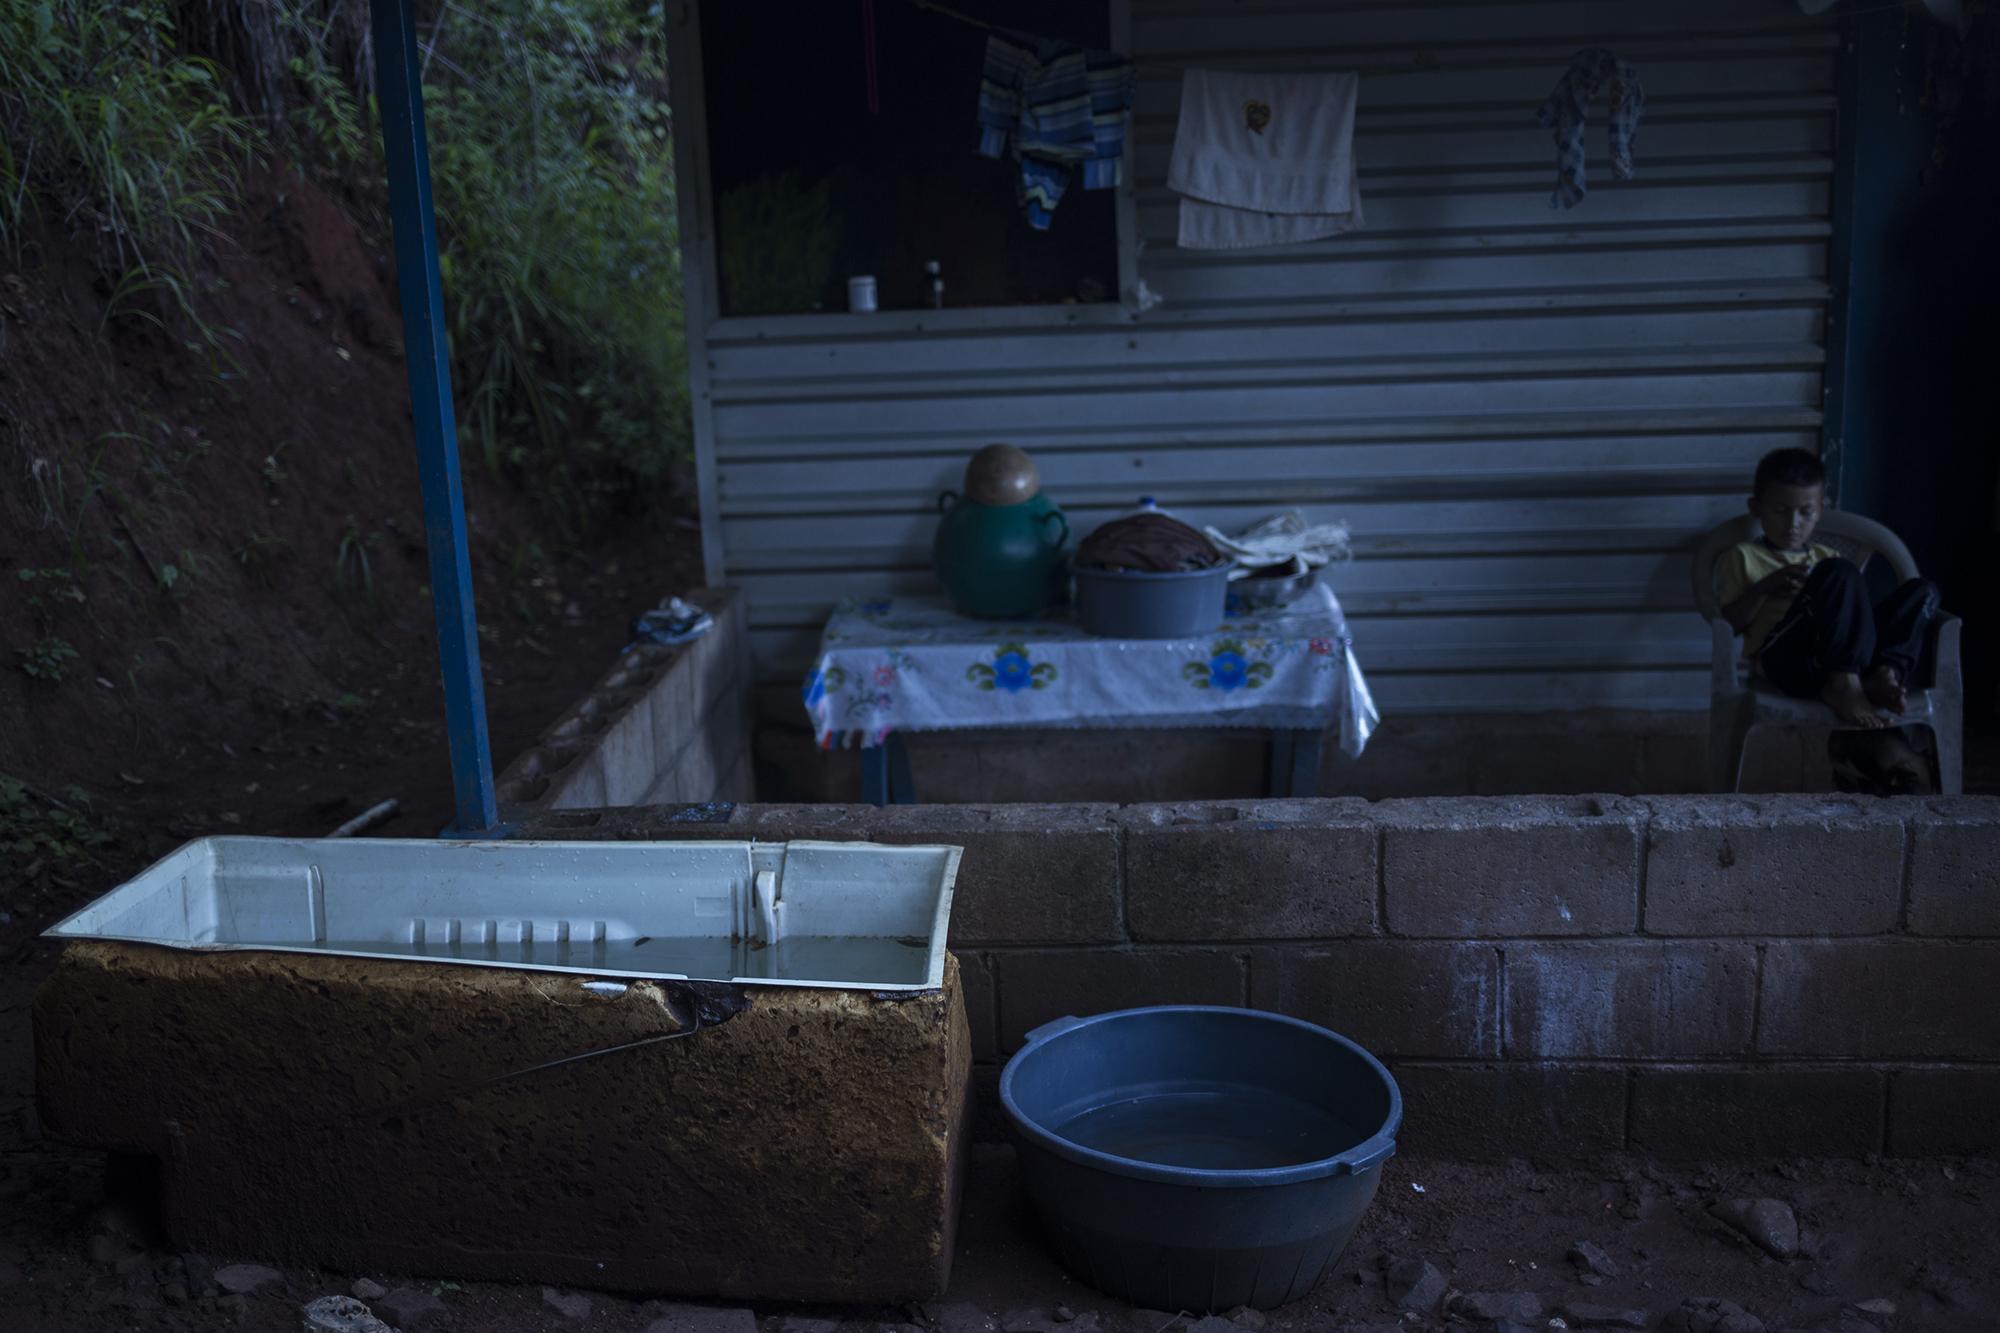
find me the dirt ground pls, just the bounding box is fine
[0,162,703,848]
[0,1053,1996,1333]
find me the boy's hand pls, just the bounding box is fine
[1755,564,1809,597]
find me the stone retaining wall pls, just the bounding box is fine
[520,794,2000,1160]
[495,587,752,811]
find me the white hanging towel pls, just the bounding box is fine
[1168,68,1363,250]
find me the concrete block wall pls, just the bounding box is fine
[750,697,1836,803]
[521,794,2000,1160]
[495,587,753,812]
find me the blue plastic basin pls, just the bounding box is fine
[1000,1006,1401,1312]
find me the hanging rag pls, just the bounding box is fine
[1167,68,1363,250]
[1536,47,1644,209]
[976,32,1134,230]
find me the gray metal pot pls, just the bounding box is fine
[1074,565,1230,638]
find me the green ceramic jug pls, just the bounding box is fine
[932,490,1070,618]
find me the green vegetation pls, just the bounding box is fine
[0,0,258,329]
[719,172,838,317]
[14,635,78,681]
[334,520,376,603]
[0,775,113,864]
[2,0,690,538]
[17,566,85,628]
[285,0,690,537]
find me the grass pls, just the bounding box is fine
[0,0,259,330]
[334,520,375,604]
[286,0,692,539]
[5,0,691,551]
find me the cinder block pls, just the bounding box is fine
[752,721,852,804]
[1888,1068,2000,1155]
[1504,942,1757,1060]
[955,950,997,1064]
[1630,1068,1885,1157]
[1388,1064,1627,1158]
[1380,797,1642,937]
[682,690,745,802]
[1123,800,1377,941]
[646,645,700,779]
[715,745,755,803]
[729,805,1124,947]
[903,729,1272,804]
[1760,941,2000,1059]
[547,746,608,809]
[1907,799,2000,936]
[1248,943,1497,1058]
[1643,796,1903,935]
[995,949,1243,1051]
[606,711,660,807]
[1637,721,1706,795]
[687,592,742,724]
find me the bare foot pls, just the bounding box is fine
[1822,672,1889,729]
[1865,664,1908,714]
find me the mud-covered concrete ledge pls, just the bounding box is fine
[34,943,971,1301]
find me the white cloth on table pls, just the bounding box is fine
[1168,68,1363,250]
[803,583,1378,758]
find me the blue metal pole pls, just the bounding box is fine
[369,0,503,835]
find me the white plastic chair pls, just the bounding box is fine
[1691,511,1963,794]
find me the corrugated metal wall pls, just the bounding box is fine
[690,0,1836,710]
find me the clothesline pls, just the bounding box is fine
[902,0,1926,78]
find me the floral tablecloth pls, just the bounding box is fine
[803,583,1379,756]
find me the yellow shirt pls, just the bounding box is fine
[1714,538,1838,657]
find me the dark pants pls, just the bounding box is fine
[1760,558,1940,699]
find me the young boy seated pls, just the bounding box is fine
[1715,448,1940,729]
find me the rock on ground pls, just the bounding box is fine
[1384,1257,1448,1314]
[542,1286,592,1319]
[1715,1198,1800,1260]
[1448,1290,1542,1322]
[304,1294,396,1333]
[350,1277,388,1300]
[1569,1240,1619,1279]
[212,1262,284,1294]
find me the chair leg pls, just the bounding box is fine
[1932,701,1964,797]
[1708,701,1756,794]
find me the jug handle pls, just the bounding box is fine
[937,490,959,513]
[1040,510,1070,546]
